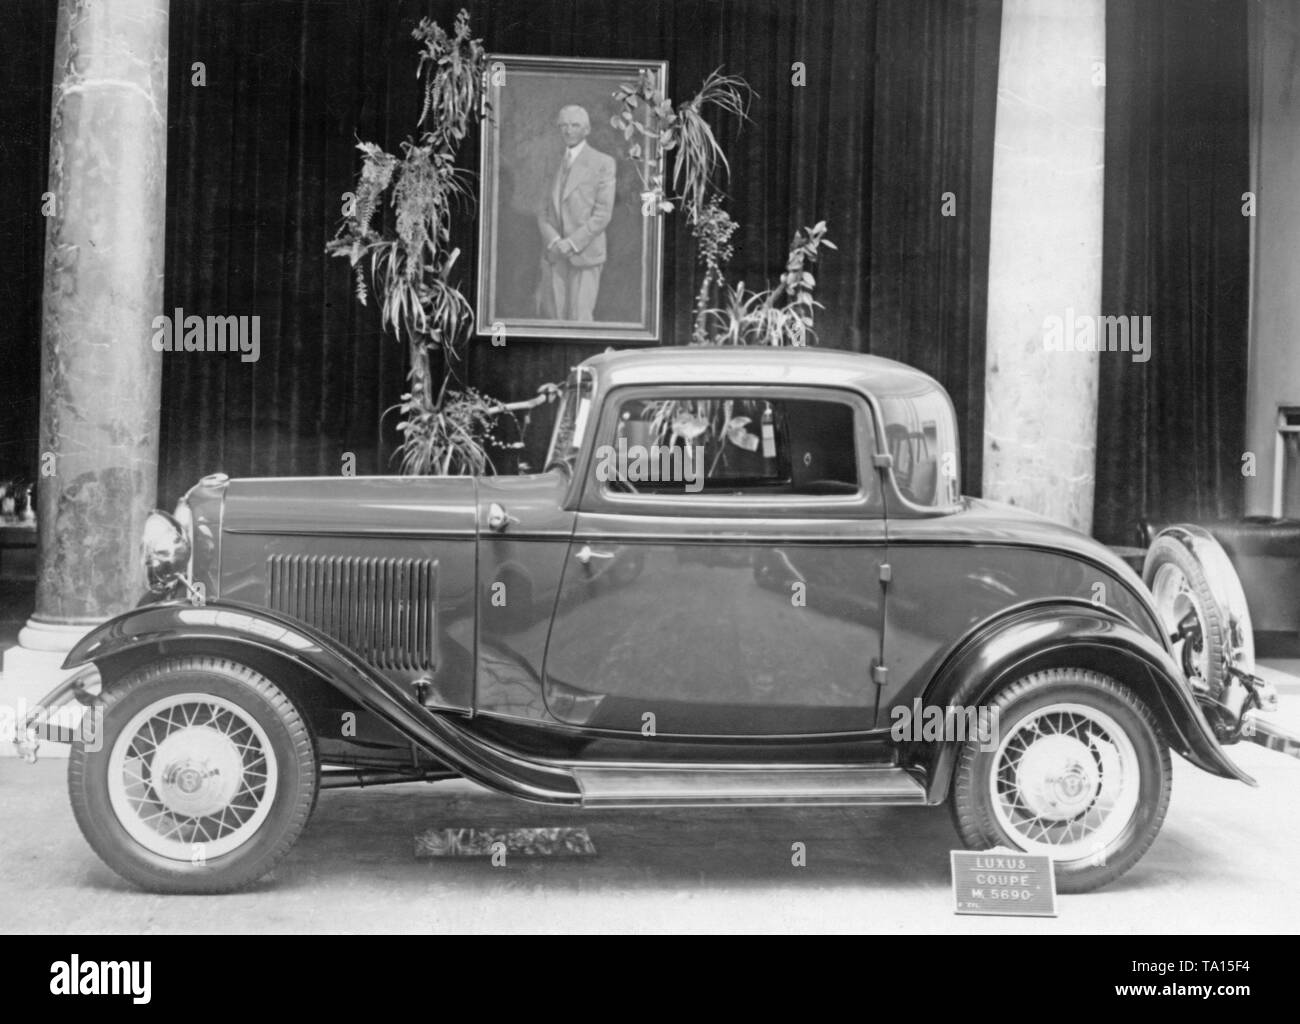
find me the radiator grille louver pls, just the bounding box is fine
[267,554,437,672]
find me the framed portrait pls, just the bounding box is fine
[476,55,667,342]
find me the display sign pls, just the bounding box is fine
[951,849,1057,917]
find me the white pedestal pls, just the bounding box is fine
[1,638,92,759]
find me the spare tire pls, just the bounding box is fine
[1143,528,1253,696]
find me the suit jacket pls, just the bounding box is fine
[537,143,616,268]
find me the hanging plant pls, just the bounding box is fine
[327,9,500,475]
[611,66,752,222]
[702,220,837,347]
[690,195,738,344]
[609,68,836,348]
[393,383,500,477]
[608,70,837,461]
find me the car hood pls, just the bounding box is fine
[216,475,479,537]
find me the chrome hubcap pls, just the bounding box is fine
[1015,734,1101,820]
[152,727,244,818]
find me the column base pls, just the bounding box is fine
[17,617,98,652]
[2,621,98,759]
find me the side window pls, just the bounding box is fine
[592,392,870,502]
[877,385,960,508]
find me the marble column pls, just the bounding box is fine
[20,0,169,652]
[982,0,1105,534]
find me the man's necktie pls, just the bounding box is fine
[557,153,574,217]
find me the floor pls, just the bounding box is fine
[2,732,1298,934]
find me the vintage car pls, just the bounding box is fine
[16,348,1290,894]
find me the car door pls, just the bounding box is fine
[541,384,889,738]
[473,471,578,721]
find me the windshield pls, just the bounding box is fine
[876,382,960,508]
[545,369,594,474]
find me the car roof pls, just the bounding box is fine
[579,346,945,400]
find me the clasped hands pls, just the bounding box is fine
[545,237,577,264]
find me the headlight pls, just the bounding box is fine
[142,509,191,590]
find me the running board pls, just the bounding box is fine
[573,765,927,808]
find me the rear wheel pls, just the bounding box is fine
[69,656,318,893]
[950,668,1171,893]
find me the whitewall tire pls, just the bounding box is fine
[69,656,318,894]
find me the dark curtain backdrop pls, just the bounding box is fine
[155,0,1002,503]
[0,1,58,481]
[1096,0,1252,545]
[2,0,1256,540]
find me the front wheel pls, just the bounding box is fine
[69,656,319,893]
[949,669,1171,893]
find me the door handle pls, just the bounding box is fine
[574,545,615,565]
[487,502,518,533]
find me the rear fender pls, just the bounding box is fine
[914,600,1254,802]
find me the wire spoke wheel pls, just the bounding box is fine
[108,693,280,860]
[950,669,1171,893]
[990,702,1139,861]
[72,657,318,892]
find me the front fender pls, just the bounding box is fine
[915,600,1254,802]
[64,600,582,804]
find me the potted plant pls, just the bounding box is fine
[329,10,529,475]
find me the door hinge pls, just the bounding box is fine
[879,562,892,584]
[872,662,888,686]
[872,453,893,469]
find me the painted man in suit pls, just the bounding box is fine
[536,104,615,322]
